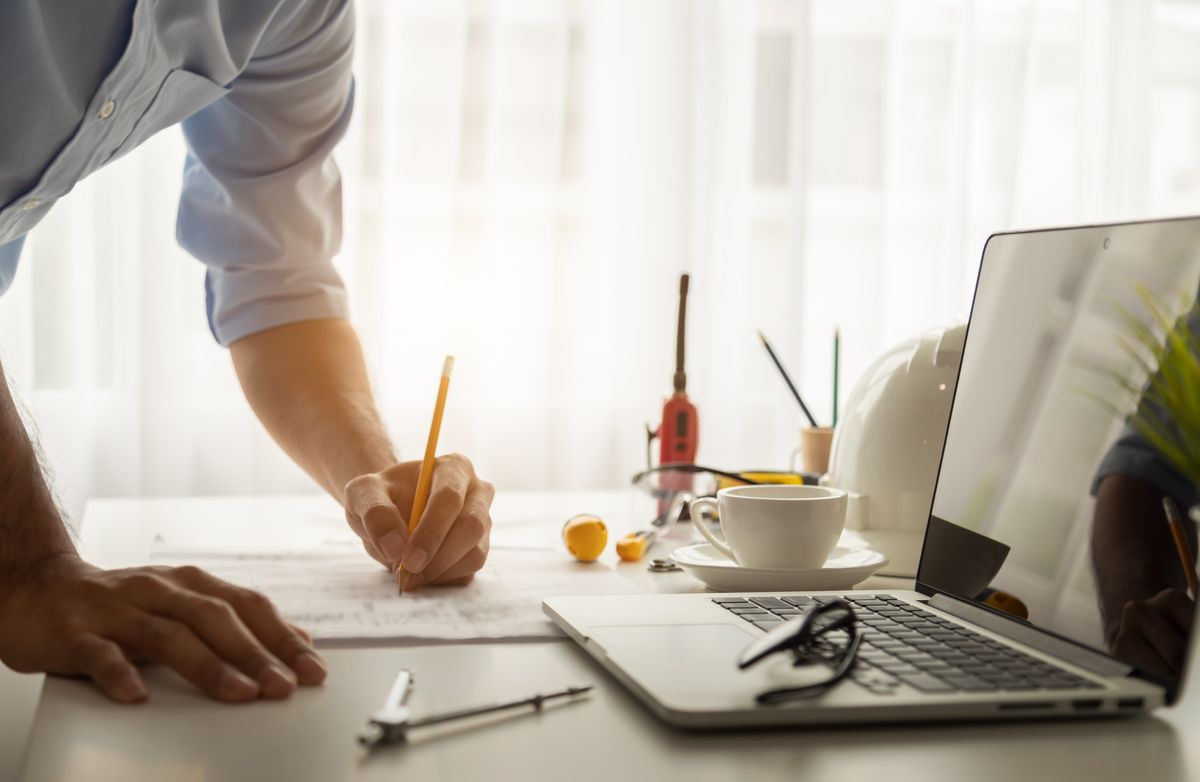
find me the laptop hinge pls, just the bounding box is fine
[927,593,1132,678]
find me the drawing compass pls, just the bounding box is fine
[358,668,593,750]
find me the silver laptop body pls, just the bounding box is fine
[545,218,1200,728]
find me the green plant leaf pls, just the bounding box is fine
[1111,287,1200,488]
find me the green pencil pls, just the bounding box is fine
[832,328,840,428]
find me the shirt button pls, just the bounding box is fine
[98,98,116,120]
[21,197,41,211]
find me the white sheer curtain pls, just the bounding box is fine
[4,0,1200,522]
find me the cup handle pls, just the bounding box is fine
[689,497,736,562]
[790,445,803,474]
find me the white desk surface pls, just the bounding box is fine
[6,491,1200,782]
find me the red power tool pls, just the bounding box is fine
[646,274,699,520]
[658,273,699,465]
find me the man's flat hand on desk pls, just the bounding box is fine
[343,454,495,592]
[0,554,327,704]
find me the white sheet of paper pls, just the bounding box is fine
[149,542,638,643]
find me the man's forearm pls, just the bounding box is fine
[229,318,397,502]
[1092,474,1188,642]
[0,360,76,574]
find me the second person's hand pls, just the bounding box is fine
[343,454,494,591]
[1111,587,1194,678]
[0,554,326,704]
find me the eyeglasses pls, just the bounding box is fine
[630,463,809,526]
[629,464,756,526]
[631,463,761,497]
[736,599,861,705]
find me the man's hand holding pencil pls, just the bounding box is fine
[344,455,495,592]
[343,358,495,592]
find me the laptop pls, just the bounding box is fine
[544,217,1200,728]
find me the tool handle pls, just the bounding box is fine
[674,274,690,392]
[616,530,655,562]
[358,669,416,748]
[406,685,593,730]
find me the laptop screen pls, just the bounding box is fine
[918,219,1200,691]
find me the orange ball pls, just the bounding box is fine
[562,515,608,562]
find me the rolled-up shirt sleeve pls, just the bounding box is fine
[1092,300,1200,510]
[176,0,354,346]
[1093,422,1199,509]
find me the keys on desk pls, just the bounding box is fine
[358,668,595,750]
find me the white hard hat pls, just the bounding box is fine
[822,324,965,576]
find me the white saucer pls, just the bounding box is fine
[670,544,889,592]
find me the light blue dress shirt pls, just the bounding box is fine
[0,0,354,345]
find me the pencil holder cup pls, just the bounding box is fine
[791,427,834,476]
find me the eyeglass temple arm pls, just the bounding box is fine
[737,600,856,670]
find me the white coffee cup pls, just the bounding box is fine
[689,485,847,570]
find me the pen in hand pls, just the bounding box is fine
[397,356,454,594]
[1163,496,1199,599]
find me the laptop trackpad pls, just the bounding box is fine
[590,624,835,710]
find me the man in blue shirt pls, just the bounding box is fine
[1092,301,1199,678]
[0,1,494,704]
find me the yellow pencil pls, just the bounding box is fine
[410,355,454,534]
[1163,496,1199,599]
[397,356,454,593]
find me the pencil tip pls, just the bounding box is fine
[756,329,766,343]
[443,355,455,377]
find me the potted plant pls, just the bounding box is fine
[1113,288,1200,526]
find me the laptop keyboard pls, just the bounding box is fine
[714,594,1103,696]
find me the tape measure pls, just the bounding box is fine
[615,530,657,562]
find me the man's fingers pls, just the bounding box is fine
[360,537,391,571]
[1149,588,1195,633]
[1119,601,1185,677]
[223,587,326,686]
[364,503,408,565]
[403,484,493,589]
[1134,610,1188,676]
[68,634,147,704]
[171,566,326,686]
[402,456,473,574]
[409,541,489,591]
[1114,628,1173,678]
[345,474,408,565]
[135,581,297,698]
[114,614,261,703]
[403,523,486,590]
